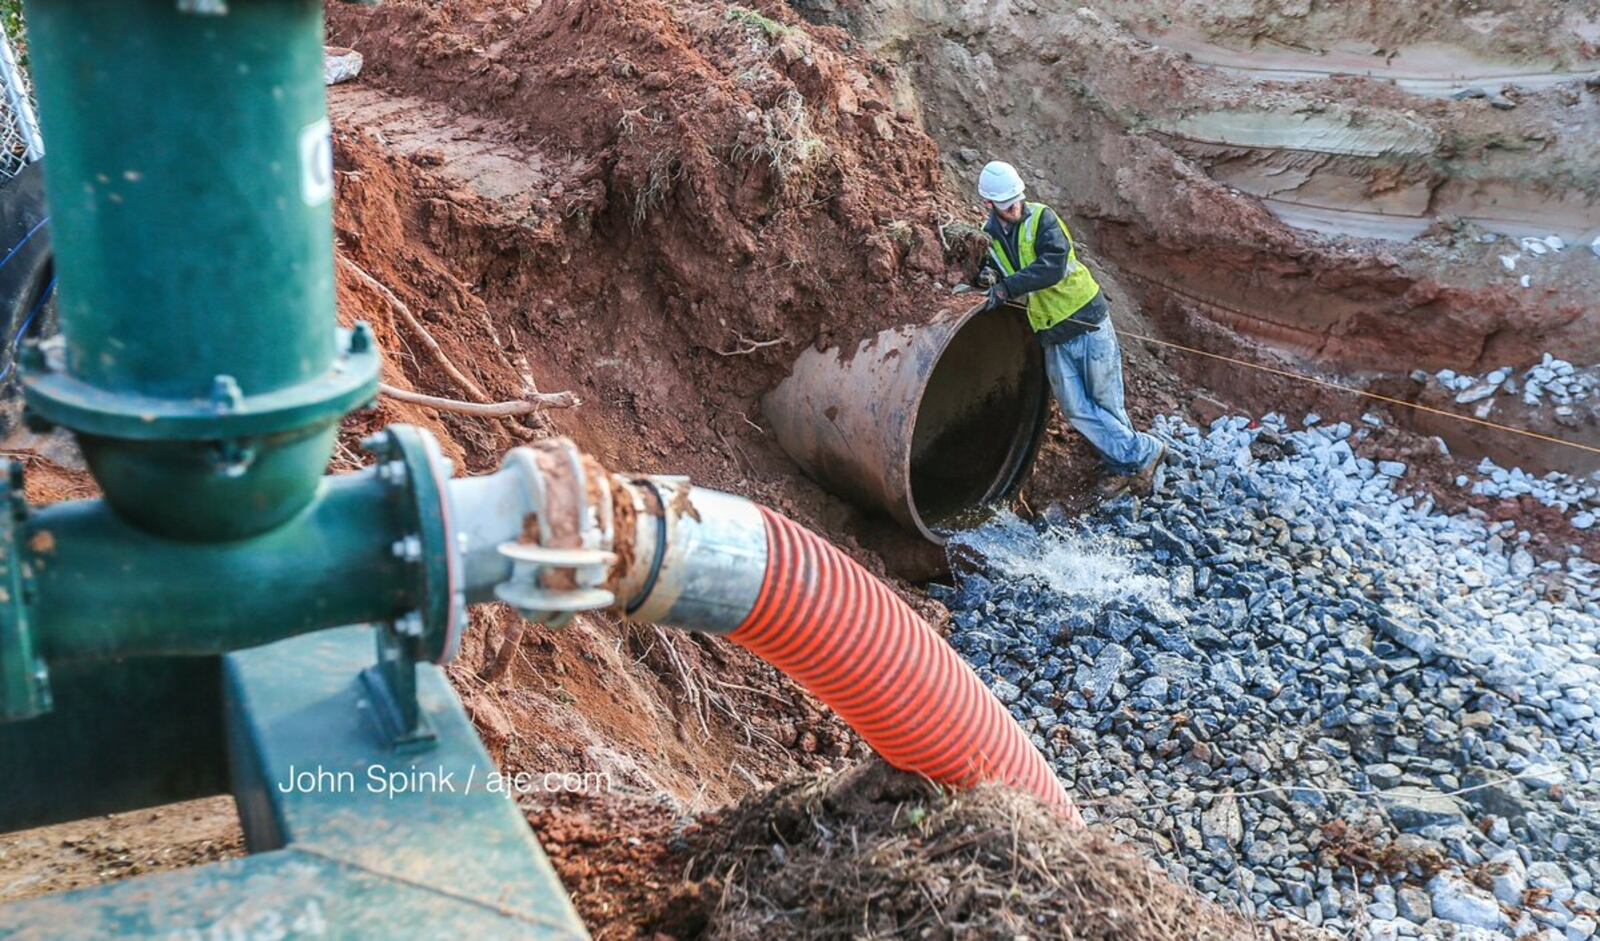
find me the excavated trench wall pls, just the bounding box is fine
[791,0,1600,473]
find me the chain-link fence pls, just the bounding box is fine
[0,21,40,180]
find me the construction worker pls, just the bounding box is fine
[975,160,1165,497]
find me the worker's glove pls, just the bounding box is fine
[975,268,999,289]
[981,284,1009,312]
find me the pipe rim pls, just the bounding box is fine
[900,306,1049,544]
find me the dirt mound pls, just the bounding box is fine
[646,760,1323,941]
[323,0,983,822]
[326,0,1010,575]
[330,0,975,401]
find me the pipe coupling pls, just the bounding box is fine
[447,439,767,632]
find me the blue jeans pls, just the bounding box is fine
[1042,320,1161,476]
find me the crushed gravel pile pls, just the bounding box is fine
[936,413,1600,940]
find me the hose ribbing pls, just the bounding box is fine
[729,507,1082,824]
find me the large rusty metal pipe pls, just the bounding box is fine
[763,306,1049,542]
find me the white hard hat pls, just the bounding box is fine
[978,160,1025,207]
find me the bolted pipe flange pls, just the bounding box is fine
[391,534,423,564]
[23,327,380,441]
[394,610,425,638]
[363,425,465,665]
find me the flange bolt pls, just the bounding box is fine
[391,534,423,563]
[211,375,245,414]
[349,322,374,355]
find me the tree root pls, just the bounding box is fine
[380,382,579,416]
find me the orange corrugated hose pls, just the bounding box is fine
[729,507,1084,826]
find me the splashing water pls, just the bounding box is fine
[945,510,1170,612]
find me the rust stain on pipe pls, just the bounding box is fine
[763,306,1048,543]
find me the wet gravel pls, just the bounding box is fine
[934,413,1600,940]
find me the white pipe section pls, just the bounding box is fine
[445,442,768,633]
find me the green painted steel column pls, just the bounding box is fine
[20,0,378,540]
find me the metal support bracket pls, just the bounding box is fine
[359,641,437,753]
[358,426,464,748]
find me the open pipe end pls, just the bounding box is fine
[904,309,1048,540]
[764,306,1049,544]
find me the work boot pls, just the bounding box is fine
[1095,473,1133,501]
[1130,442,1169,496]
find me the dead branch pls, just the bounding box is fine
[715,334,787,357]
[337,251,547,438]
[380,382,579,416]
[337,252,494,403]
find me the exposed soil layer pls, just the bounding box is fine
[330,0,969,417]
[791,0,1600,475]
[1088,0,1600,74]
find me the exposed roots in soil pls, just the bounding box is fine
[650,760,1325,941]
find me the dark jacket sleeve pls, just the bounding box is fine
[1000,208,1070,299]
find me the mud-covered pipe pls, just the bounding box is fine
[763,305,1049,542]
[450,442,1080,820]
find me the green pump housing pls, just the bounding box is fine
[0,2,590,938]
[21,0,377,540]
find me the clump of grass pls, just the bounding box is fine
[735,65,776,89]
[733,89,827,193]
[884,220,917,249]
[725,5,791,42]
[617,106,657,139]
[1,0,27,69]
[631,151,684,229]
[941,220,987,242]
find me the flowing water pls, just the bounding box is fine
[943,508,1172,615]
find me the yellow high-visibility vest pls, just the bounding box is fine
[989,202,1101,332]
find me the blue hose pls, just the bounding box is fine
[0,215,54,383]
[0,216,48,275]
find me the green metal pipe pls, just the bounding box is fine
[25,0,334,398]
[20,0,378,540]
[26,473,413,663]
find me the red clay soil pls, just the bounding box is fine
[321,2,993,929]
[1,0,1588,932]
[329,0,974,464]
[294,0,1600,931]
[324,0,1008,560]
